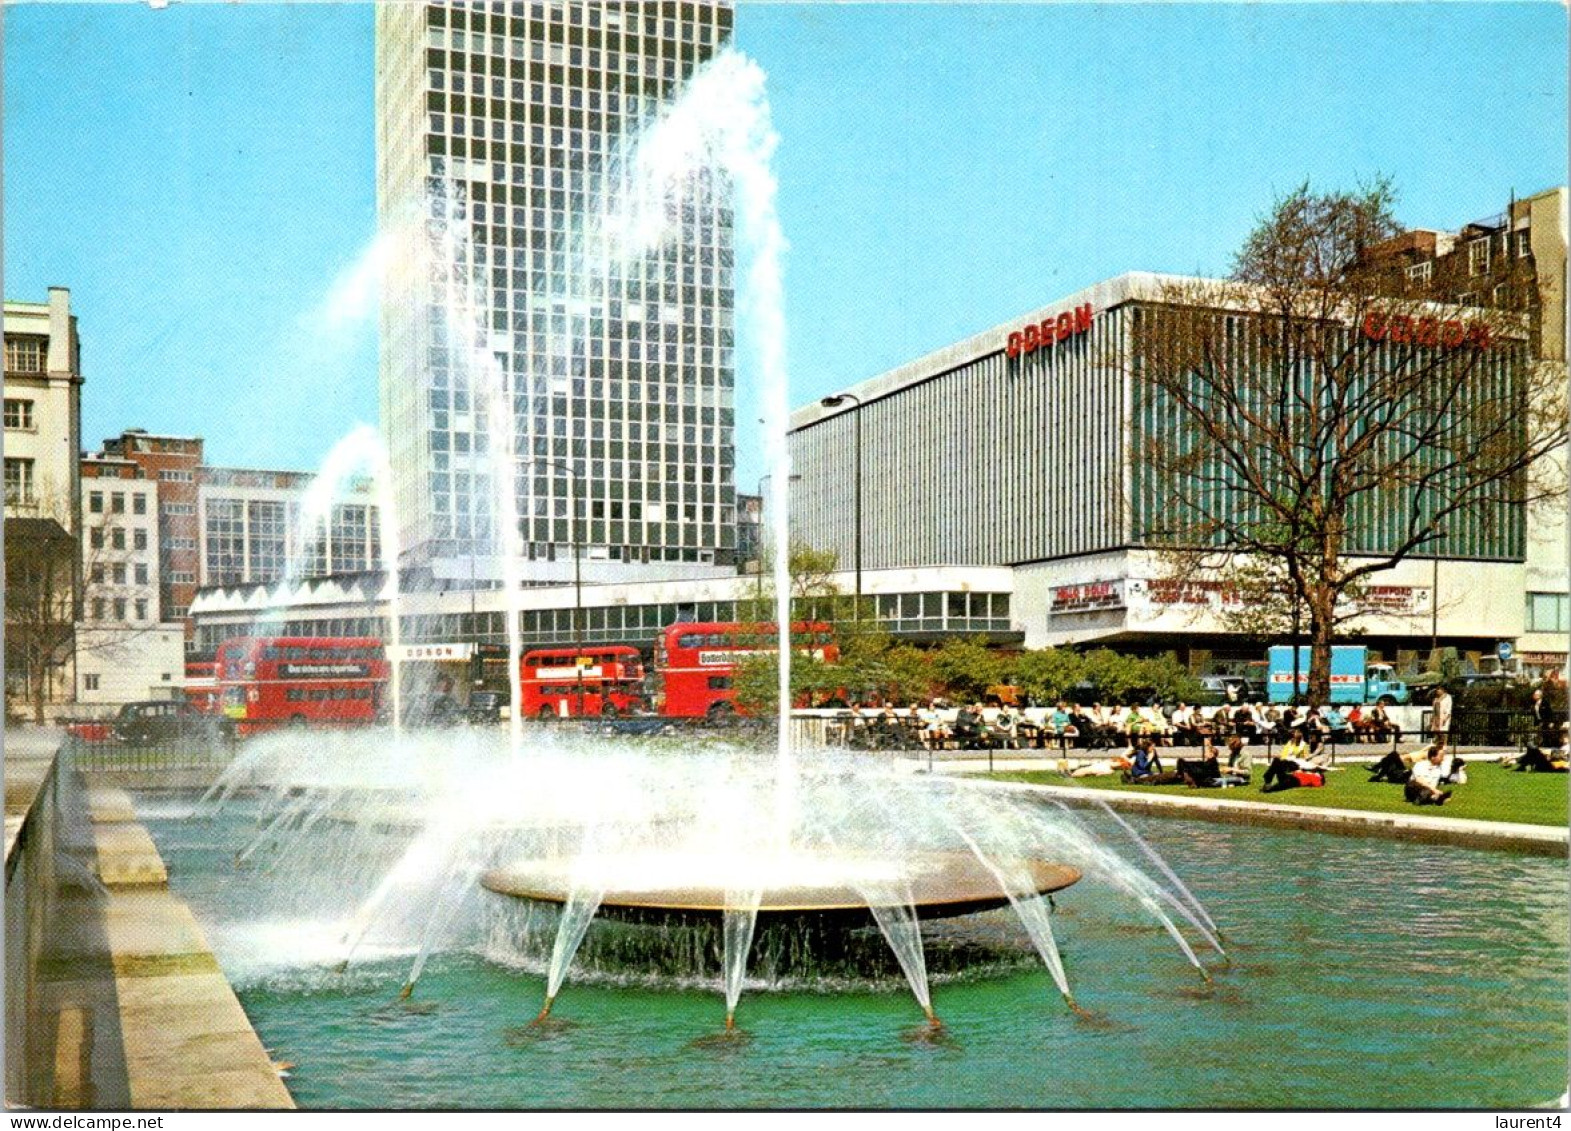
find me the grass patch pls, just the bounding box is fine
[999,759,1567,828]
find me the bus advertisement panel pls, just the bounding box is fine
[653,622,837,720]
[217,636,389,733]
[521,645,645,719]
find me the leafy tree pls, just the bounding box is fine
[1010,648,1086,705]
[928,637,1004,704]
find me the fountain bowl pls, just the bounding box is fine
[481,852,1081,926]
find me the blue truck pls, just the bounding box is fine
[1267,645,1411,706]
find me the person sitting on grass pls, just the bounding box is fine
[1259,729,1326,793]
[1121,738,1183,784]
[1404,744,1453,806]
[1224,734,1252,774]
[1176,737,1223,787]
[1301,730,1335,770]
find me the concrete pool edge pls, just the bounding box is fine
[977,776,1569,856]
[5,732,295,1110]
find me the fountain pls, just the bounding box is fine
[191,47,1225,1039]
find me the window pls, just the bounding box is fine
[134,529,147,551]
[90,528,104,550]
[84,674,100,692]
[91,564,105,583]
[5,337,45,374]
[1405,261,1433,285]
[3,399,34,430]
[112,563,126,585]
[135,564,148,585]
[4,458,35,506]
[112,598,126,621]
[1468,236,1491,276]
[111,527,125,550]
[134,599,148,621]
[1516,231,1532,259]
[1526,592,1569,634]
[92,598,105,620]
[133,495,147,516]
[111,492,125,514]
[89,491,103,513]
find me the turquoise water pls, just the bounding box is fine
[145,807,1568,1108]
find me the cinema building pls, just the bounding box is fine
[790,272,1543,674]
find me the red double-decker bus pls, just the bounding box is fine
[184,661,221,716]
[652,622,838,720]
[521,645,646,719]
[217,636,389,734]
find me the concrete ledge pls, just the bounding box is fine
[984,778,1569,856]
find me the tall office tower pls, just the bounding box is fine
[376,1,737,589]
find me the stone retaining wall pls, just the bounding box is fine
[4,732,293,1109]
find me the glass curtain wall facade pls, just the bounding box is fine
[1127,305,1528,562]
[791,307,1129,570]
[791,290,1527,571]
[377,0,736,578]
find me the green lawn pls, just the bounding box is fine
[999,759,1568,828]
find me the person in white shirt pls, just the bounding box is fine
[1404,744,1452,806]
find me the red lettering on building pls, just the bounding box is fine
[1005,303,1094,359]
[1363,310,1491,350]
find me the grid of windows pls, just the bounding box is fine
[4,458,35,506]
[4,337,45,374]
[205,499,246,585]
[331,504,372,573]
[379,0,736,571]
[3,399,34,430]
[247,501,289,583]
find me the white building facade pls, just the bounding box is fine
[4,288,82,533]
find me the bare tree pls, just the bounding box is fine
[1131,180,1566,702]
[5,517,77,723]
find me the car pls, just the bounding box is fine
[111,700,224,745]
[1197,675,1263,703]
[465,690,508,726]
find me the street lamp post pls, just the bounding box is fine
[818,393,863,620]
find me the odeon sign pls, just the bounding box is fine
[1006,303,1094,359]
[1361,311,1492,350]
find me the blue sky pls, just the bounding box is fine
[4,3,1566,491]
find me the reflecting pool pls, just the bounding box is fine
[141,802,1567,1109]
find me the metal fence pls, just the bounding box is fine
[64,730,241,774]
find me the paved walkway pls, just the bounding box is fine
[5,730,294,1109]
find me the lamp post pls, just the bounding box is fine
[524,457,584,718]
[818,393,863,620]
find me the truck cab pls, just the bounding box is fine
[1365,663,1410,706]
